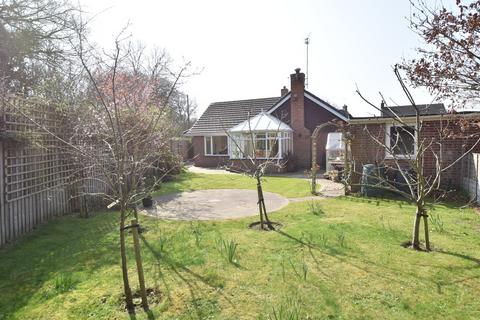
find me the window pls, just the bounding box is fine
[386,124,416,158]
[229,132,292,159]
[204,136,228,155]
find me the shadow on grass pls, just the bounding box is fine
[0,213,120,319]
[275,224,480,293]
[274,229,344,256]
[140,234,233,319]
[275,230,316,249]
[127,309,155,320]
[432,249,480,294]
[436,249,480,266]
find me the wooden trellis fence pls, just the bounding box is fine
[0,97,106,248]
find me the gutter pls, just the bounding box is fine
[349,112,480,125]
[183,131,229,137]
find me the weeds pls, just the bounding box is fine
[430,213,446,233]
[158,234,168,254]
[337,232,346,248]
[288,257,308,281]
[269,306,300,320]
[43,273,76,299]
[190,222,203,247]
[280,254,287,282]
[379,215,395,232]
[54,274,76,293]
[269,295,302,320]
[216,236,239,266]
[300,231,315,247]
[307,201,324,216]
[319,234,328,247]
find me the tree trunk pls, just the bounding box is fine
[412,208,422,250]
[120,209,134,312]
[423,212,431,251]
[256,176,264,230]
[257,178,264,230]
[131,219,149,310]
[133,206,139,221]
[261,196,270,225]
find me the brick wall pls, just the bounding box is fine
[192,136,229,167]
[349,117,480,191]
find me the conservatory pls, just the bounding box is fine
[228,112,293,159]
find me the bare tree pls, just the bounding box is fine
[0,0,77,94]
[0,1,196,313]
[72,35,188,311]
[7,26,190,312]
[354,65,480,251]
[170,92,198,132]
[224,111,291,230]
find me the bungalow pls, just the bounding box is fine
[186,67,480,192]
[185,68,350,171]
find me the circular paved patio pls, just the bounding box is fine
[142,189,289,221]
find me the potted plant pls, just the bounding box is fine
[142,195,153,208]
[142,175,155,208]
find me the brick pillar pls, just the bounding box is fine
[290,68,311,168]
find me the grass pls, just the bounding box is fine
[155,171,311,198]
[1,176,480,319]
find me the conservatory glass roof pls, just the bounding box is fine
[228,111,293,133]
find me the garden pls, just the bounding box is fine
[1,172,479,319]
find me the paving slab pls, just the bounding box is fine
[187,165,233,175]
[142,189,289,221]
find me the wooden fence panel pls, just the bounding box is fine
[0,97,106,248]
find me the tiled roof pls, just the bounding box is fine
[185,97,281,135]
[381,104,446,117]
[185,91,351,136]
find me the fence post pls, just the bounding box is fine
[131,219,149,310]
[476,154,479,204]
[0,141,4,247]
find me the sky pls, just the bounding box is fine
[79,0,448,117]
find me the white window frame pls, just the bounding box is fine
[204,135,228,156]
[228,131,292,160]
[385,123,417,159]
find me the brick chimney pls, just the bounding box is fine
[289,68,311,168]
[281,86,288,96]
[290,68,306,130]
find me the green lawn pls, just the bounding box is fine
[1,174,480,319]
[155,171,312,198]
